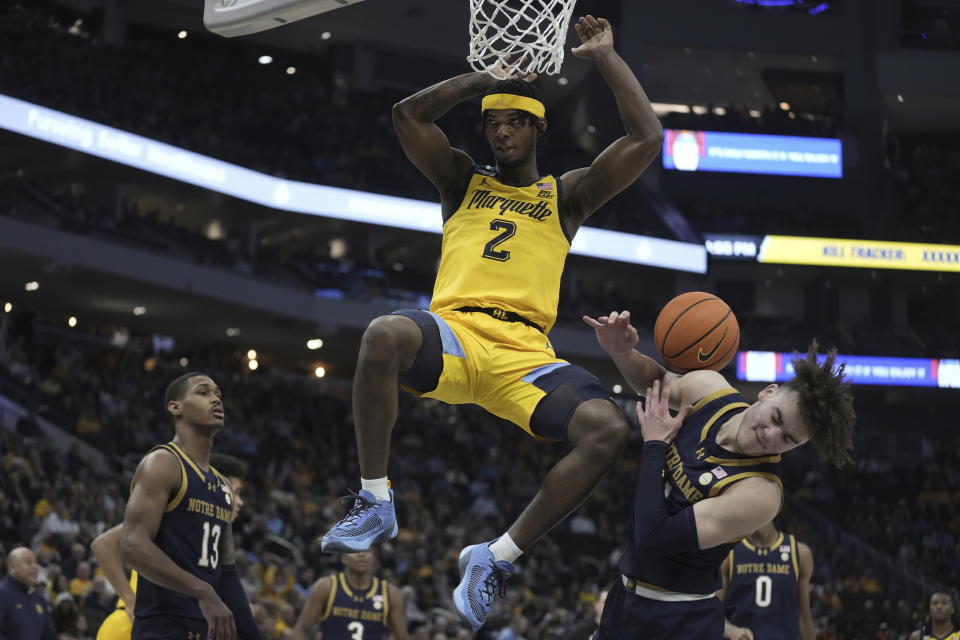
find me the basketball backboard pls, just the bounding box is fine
[203,0,366,38]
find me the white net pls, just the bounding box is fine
[467,0,578,77]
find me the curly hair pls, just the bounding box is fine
[782,340,855,468]
[211,453,248,481]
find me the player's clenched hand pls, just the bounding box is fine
[583,310,638,355]
[727,626,754,640]
[198,588,236,640]
[637,378,691,445]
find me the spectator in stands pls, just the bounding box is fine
[0,547,58,639]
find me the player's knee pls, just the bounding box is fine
[358,314,422,368]
[570,400,629,461]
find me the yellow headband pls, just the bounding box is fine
[481,94,546,118]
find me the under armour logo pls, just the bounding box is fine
[696,447,706,460]
[207,482,217,492]
[187,632,203,640]
[492,308,507,319]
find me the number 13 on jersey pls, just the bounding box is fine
[198,522,221,569]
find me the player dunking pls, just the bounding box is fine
[93,453,250,640]
[290,550,408,640]
[320,15,664,631]
[120,373,262,640]
[717,521,814,640]
[584,310,855,639]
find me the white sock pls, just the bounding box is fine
[489,533,523,564]
[361,477,390,502]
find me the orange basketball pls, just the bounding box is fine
[653,292,740,373]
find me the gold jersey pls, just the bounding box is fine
[430,168,569,333]
[921,631,960,640]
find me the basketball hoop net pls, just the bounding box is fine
[467,0,578,78]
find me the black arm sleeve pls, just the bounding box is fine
[633,441,702,554]
[220,565,263,640]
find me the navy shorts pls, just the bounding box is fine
[595,578,723,640]
[132,615,207,640]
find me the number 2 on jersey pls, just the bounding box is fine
[482,219,516,261]
[198,522,221,569]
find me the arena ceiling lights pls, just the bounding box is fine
[0,93,707,274]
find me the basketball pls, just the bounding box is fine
[653,292,740,373]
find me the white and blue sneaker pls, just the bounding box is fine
[453,540,515,631]
[320,489,398,553]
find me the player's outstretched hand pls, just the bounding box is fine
[199,588,237,640]
[637,378,691,445]
[572,15,614,60]
[727,626,754,640]
[583,310,638,355]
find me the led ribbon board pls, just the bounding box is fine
[662,129,842,178]
[0,94,706,274]
[758,235,960,272]
[738,351,960,388]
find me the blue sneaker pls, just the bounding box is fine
[320,489,398,553]
[453,540,515,631]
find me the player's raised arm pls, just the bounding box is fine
[797,542,815,640]
[91,523,136,622]
[583,310,728,409]
[121,449,237,640]
[289,576,334,640]
[561,15,664,229]
[583,310,673,391]
[392,73,494,192]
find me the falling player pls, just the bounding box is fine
[584,310,854,639]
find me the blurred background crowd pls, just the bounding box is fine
[1,308,958,639]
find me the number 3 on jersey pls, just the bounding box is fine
[482,219,516,261]
[198,522,221,569]
[347,621,364,640]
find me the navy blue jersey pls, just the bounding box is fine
[320,572,390,640]
[134,442,234,621]
[621,388,783,594]
[724,533,800,640]
[0,575,58,640]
